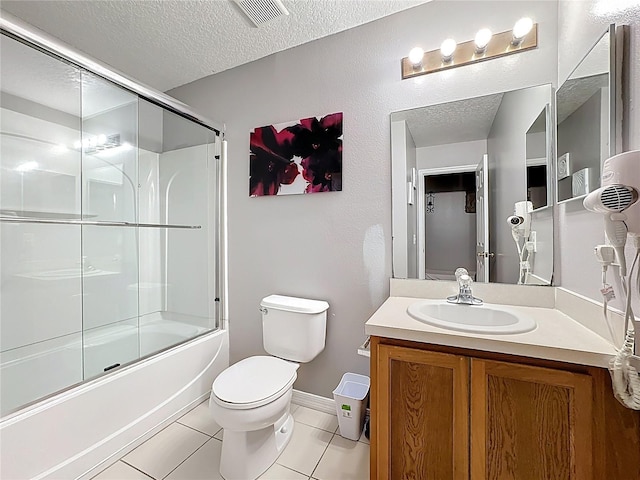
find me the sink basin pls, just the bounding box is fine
[407,301,536,334]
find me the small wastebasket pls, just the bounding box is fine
[333,372,370,440]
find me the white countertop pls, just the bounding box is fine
[365,296,617,368]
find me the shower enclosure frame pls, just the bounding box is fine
[0,13,228,417]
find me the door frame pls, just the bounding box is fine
[417,164,478,280]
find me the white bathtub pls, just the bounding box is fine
[1,314,213,414]
[0,328,228,479]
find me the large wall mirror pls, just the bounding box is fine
[556,25,617,203]
[391,84,554,286]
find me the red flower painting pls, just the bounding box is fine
[250,112,343,196]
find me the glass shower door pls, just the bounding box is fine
[0,34,83,415]
[137,99,218,356]
[80,73,139,378]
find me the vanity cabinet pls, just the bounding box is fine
[470,359,592,479]
[371,337,640,480]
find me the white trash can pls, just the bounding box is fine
[333,373,370,440]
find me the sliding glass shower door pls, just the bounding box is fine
[0,32,220,416]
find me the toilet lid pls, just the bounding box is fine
[212,356,298,405]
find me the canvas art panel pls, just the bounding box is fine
[249,112,343,196]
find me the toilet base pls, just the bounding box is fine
[220,412,294,480]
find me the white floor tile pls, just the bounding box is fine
[164,438,223,480]
[276,422,333,476]
[213,428,223,441]
[259,463,308,479]
[92,461,154,480]
[293,406,338,433]
[177,400,221,436]
[290,403,300,414]
[312,435,369,480]
[123,423,209,479]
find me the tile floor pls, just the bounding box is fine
[92,400,369,480]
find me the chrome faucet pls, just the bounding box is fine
[447,268,483,305]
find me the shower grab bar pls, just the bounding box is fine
[0,216,201,229]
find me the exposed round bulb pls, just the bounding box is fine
[408,47,424,66]
[440,38,457,60]
[474,28,492,51]
[513,17,533,41]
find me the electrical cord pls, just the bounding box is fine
[609,247,640,409]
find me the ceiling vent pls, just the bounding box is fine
[233,0,289,27]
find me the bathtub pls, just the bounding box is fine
[0,327,228,479]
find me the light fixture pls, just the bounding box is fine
[80,133,122,154]
[426,193,435,213]
[512,17,533,45]
[440,38,457,62]
[474,28,492,54]
[408,47,424,67]
[401,19,538,79]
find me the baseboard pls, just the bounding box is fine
[291,389,337,416]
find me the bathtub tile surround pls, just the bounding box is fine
[92,399,370,480]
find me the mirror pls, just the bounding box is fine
[391,84,553,285]
[556,27,614,203]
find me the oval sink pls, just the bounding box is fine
[407,301,536,334]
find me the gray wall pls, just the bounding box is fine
[169,0,558,397]
[557,1,640,314]
[416,139,487,171]
[425,191,476,275]
[557,89,602,201]
[487,84,552,284]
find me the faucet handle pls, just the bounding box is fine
[454,267,469,279]
[458,273,472,287]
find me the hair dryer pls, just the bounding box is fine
[584,184,638,275]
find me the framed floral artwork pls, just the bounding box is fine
[249,112,343,196]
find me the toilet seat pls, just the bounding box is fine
[212,356,298,410]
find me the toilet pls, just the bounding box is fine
[209,294,329,480]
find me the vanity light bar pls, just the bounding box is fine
[401,24,538,80]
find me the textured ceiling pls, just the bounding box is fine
[392,93,504,148]
[1,0,430,92]
[1,33,137,117]
[556,74,608,124]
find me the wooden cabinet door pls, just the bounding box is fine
[373,344,469,479]
[470,359,593,480]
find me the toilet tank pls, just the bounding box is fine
[261,295,329,363]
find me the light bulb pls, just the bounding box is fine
[408,47,424,66]
[440,38,457,62]
[474,28,492,53]
[512,17,533,45]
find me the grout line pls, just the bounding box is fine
[309,431,336,479]
[159,436,213,480]
[174,419,218,438]
[120,460,158,480]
